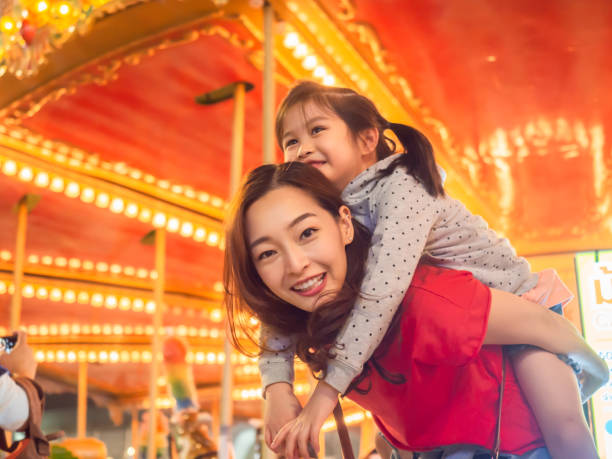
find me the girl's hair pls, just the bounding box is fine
[223,162,371,376]
[275,80,445,197]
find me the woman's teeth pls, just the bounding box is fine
[292,274,325,291]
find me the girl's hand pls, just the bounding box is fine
[272,380,339,459]
[263,382,303,452]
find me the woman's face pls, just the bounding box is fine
[246,186,353,312]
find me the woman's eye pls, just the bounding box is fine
[257,250,275,261]
[300,227,318,239]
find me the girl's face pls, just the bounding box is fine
[281,101,377,191]
[246,186,354,312]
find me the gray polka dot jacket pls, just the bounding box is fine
[259,154,538,394]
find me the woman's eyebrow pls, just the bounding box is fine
[249,212,317,250]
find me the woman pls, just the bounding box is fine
[223,162,606,459]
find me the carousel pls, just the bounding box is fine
[0,0,611,458]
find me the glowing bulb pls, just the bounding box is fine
[68,258,80,269]
[210,309,222,322]
[123,266,135,276]
[0,16,15,32]
[0,250,11,261]
[284,32,299,48]
[138,208,152,223]
[50,288,62,302]
[313,66,326,78]
[18,167,33,182]
[34,172,49,187]
[180,222,194,237]
[119,297,131,310]
[207,232,220,246]
[36,1,48,12]
[132,298,144,311]
[197,192,210,203]
[91,293,104,307]
[2,160,18,176]
[80,188,95,203]
[49,177,65,192]
[166,217,180,232]
[125,203,138,218]
[105,295,117,309]
[152,212,166,228]
[293,44,308,58]
[95,193,110,208]
[36,287,48,299]
[193,227,207,242]
[58,3,71,15]
[82,260,94,270]
[109,197,125,213]
[77,292,89,304]
[41,255,52,265]
[65,182,80,198]
[22,285,35,298]
[323,75,336,86]
[110,264,121,274]
[96,262,108,272]
[145,301,156,313]
[27,254,39,264]
[55,257,67,267]
[302,55,317,70]
[63,290,76,303]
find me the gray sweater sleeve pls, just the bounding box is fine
[257,322,297,391]
[324,170,441,393]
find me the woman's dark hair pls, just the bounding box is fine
[223,162,371,376]
[275,80,445,197]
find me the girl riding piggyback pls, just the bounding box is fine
[261,81,605,458]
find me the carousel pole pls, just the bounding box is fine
[147,228,166,459]
[262,0,276,165]
[77,361,88,437]
[219,81,248,459]
[196,80,253,459]
[261,5,276,457]
[10,194,39,331]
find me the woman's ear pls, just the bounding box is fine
[358,127,379,156]
[338,205,354,245]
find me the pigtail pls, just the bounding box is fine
[378,123,445,197]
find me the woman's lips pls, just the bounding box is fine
[291,273,327,297]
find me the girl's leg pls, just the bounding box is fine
[511,347,598,459]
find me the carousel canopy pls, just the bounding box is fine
[0,0,610,418]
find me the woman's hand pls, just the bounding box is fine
[263,382,303,452]
[272,380,339,459]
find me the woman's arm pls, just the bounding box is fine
[484,289,609,399]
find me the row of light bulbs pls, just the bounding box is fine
[0,279,225,320]
[282,29,336,86]
[2,126,227,211]
[284,3,370,92]
[0,249,224,293]
[0,156,224,247]
[0,323,224,339]
[233,382,312,401]
[322,410,373,432]
[32,348,256,365]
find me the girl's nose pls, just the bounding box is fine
[297,142,314,160]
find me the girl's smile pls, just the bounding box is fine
[246,186,353,312]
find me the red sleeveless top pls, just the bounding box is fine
[346,265,545,455]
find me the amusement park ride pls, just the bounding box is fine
[0,0,611,457]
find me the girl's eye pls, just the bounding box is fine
[284,139,297,149]
[300,227,318,239]
[257,250,276,261]
[312,126,325,135]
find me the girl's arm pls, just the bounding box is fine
[485,289,609,399]
[325,173,439,394]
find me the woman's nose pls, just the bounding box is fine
[285,247,309,273]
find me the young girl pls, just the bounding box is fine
[258,81,608,458]
[223,162,607,459]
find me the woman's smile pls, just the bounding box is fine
[291,273,327,296]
